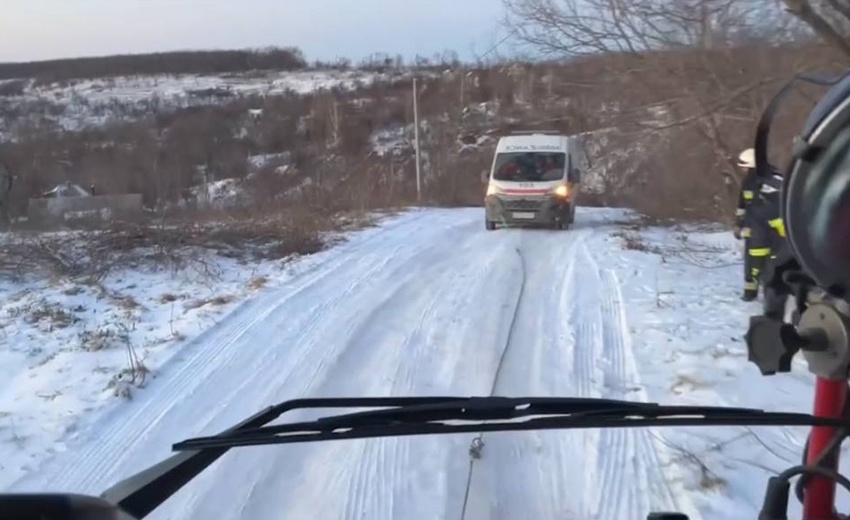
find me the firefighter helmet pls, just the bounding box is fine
[738,148,756,169]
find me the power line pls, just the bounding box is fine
[477,27,520,62]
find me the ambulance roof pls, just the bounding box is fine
[495,134,569,154]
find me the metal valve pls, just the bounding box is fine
[746,292,850,380]
[798,300,850,380]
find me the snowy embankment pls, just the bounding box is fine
[0,207,827,520]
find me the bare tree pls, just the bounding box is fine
[501,0,828,220]
[502,0,791,57]
[781,0,850,57]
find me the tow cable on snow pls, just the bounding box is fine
[459,246,526,520]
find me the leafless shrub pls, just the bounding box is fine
[7,299,79,330]
[103,322,149,400]
[79,327,127,352]
[613,229,663,254]
[623,234,649,251]
[655,433,729,491]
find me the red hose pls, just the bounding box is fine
[803,377,848,520]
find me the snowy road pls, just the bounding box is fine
[461,222,693,520]
[6,207,807,519]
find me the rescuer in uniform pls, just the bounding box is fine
[756,166,793,321]
[734,148,787,302]
[734,148,763,301]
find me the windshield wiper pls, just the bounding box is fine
[173,396,850,451]
[101,396,850,519]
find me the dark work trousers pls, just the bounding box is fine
[745,219,772,297]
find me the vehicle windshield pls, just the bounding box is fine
[3,2,849,520]
[492,152,566,182]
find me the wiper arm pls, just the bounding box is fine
[100,396,850,519]
[173,396,850,452]
[102,397,459,519]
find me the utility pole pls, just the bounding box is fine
[413,76,421,203]
[0,157,12,230]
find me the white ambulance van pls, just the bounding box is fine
[484,131,588,230]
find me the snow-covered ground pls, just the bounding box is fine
[1,69,401,134]
[38,70,380,102]
[0,207,829,519]
[0,246,309,488]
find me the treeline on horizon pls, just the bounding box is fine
[0,46,489,86]
[0,47,310,83]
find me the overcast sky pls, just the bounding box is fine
[0,0,510,63]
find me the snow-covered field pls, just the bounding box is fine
[35,69,380,102]
[0,69,402,134]
[0,207,829,519]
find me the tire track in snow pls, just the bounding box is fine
[573,242,633,520]
[580,241,699,520]
[570,234,601,401]
[558,235,604,520]
[382,230,526,520]
[337,248,487,520]
[458,242,527,520]
[230,224,520,520]
[337,261,467,520]
[56,221,422,491]
[166,217,488,520]
[9,210,457,495]
[566,239,610,518]
[464,222,697,520]
[272,230,520,520]
[462,226,592,520]
[14,207,707,520]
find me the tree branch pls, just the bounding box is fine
[781,0,850,57]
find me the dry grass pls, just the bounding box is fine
[248,276,269,290]
[79,327,126,352]
[159,293,179,304]
[7,300,79,330]
[0,202,355,282]
[186,294,234,310]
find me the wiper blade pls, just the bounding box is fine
[103,396,850,519]
[312,396,674,425]
[173,396,850,452]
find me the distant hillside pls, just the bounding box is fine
[0,48,308,83]
[0,41,841,227]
